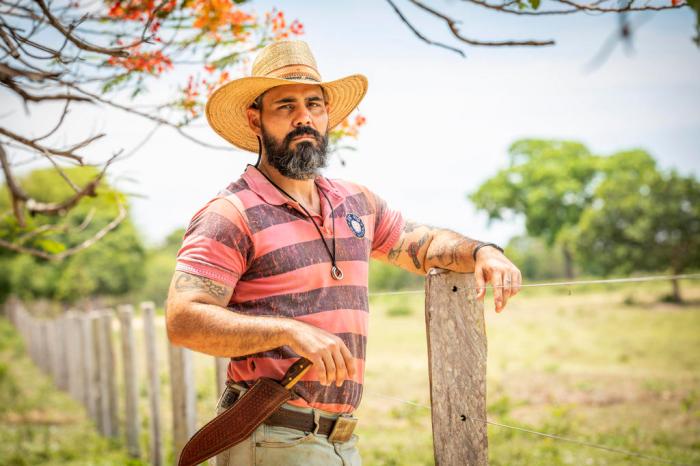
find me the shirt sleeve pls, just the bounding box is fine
[175,197,254,288]
[368,189,405,258]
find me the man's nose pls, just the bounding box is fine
[292,106,312,127]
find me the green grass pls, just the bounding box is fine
[1,279,699,465]
[0,318,145,466]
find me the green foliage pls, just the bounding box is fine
[470,139,599,246]
[504,235,567,280]
[471,140,699,289]
[368,259,424,292]
[0,167,146,303]
[573,151,700,278]
[135,228,184,304]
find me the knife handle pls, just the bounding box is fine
[282,357,313,389]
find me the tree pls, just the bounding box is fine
[0,0,363,261]
[385,0,697,58]
[0,166,146,303]
[573,150,700,302]
[470,139,600,278]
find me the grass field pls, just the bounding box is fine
[1,278,699,465]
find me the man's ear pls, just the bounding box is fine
[246,107,262,137]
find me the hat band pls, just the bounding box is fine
[276,74,320,82]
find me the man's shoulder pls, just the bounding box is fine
[324,177,372,198]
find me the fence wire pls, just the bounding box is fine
[368,272,700,296]
[365,391,697,466]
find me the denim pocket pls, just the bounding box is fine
[256,424,314,448]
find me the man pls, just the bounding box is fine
[166,40,521,466]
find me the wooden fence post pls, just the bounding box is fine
[55,316,69,391]
[118,304,141,458]
[168,341,196,462]
[215,357,228,397]
[142,301,163,466]
[65,311,83,403]
[425,270,488,466]
[83,312,99,423]
[99,310,119,438]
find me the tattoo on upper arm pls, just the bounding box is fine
[174,273,229,299]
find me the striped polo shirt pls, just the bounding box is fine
[175,165,404,413]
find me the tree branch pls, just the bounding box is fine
[0,199,128,261]
[385,0,466,57]
[409,0,555,46]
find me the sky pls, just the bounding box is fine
[2,0,699,247]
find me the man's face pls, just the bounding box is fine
[252,84,330,180]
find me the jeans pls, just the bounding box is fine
[214,384,362,466]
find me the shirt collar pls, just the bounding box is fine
[242,165,344,210]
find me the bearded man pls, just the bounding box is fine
[166,40,521,466]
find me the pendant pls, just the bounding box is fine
[331,265,344,281]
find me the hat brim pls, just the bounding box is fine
[205,74,368,153]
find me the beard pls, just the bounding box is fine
[261,124,329,180]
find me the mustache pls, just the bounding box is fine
[283,126,323,146]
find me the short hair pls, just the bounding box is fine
[250,86,329,111]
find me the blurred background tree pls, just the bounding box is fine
[573,150,700,302]
[0,166,145,304]
[471,141,700,300]
[470,139,600,278]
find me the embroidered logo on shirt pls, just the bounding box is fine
[346,213,365,238]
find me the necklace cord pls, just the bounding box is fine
[251,165,338,271]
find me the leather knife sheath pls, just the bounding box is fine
[177,358,311,466]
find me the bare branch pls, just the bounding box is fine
[15,206,95,244]
[31,99,71,142]
[409,0,555,46]
[0,141,28,226]
[385,0,466,57]
[0,199,128,261]
[23,151,121,215]
[66,83,235,150]
[0,126,94,163]
[33,0,144,58]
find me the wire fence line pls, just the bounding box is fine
[368,272,700,296]
[364,391,697,466]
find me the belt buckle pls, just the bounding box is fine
[328,414,358,443]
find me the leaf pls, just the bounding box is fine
[34,238,66,254]
[211,52,241,68]
[529,0,541,9]
[102,73,132,93]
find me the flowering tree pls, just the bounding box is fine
[0,0,365,260]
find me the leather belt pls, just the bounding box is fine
[224,382,358,441]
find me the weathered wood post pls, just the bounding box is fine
[100,310,120,438]
[168,339,196,461]
[142,301,163,466]
[215,357,228,396]
[81,312,98,420]
[425,269,488,466]
[117,304,141,458]
[89,312,104,428]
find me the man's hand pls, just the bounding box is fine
[474,246,522,313]
[285,321,356,388]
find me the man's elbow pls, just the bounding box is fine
[165,297,192,347]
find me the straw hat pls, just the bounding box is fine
[205,40,368,153]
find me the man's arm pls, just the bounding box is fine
[376,220,522,312]
[165,271,356,386]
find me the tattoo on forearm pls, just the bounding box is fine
[175,273,229,299]
[407,233,429,269]
[388,239,404,262]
